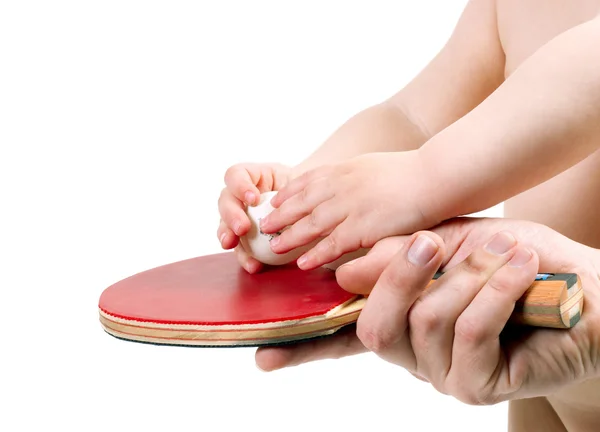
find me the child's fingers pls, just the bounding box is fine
[260,177,333,235]
[218,188,251,237]
[223,164,265,206]
[295,220,360,270]
[217,220,263,272]
[217,219,239,250]
[268,202,346,256]
[270,166,332,208]
[234,244,263,274]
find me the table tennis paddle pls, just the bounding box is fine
[98,252,583,348]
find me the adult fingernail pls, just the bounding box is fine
[509,248,533,267]
[408,235,439,266]
[484,231,516,255]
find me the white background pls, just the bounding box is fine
[1,1,507,431]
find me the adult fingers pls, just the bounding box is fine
[408,231,519,387]
[447,246,538,405]
[335,237,409,294]
[254,325,366,371]
[356,232,445,369]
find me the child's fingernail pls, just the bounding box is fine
[259,216,268,228]
[245,191,255,205]
[484,231,516,255]
[219,233,227,245]
[408,235,439,267]
[509,248,533,267]
[269,236,279,248]
[297,255,307,267]
[233,221,242,235]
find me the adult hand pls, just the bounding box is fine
[255,217,600,405]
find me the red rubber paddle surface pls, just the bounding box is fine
[98,252,356,326]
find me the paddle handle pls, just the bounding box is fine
[429,272,583,329]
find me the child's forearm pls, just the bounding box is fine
[293,0,504,180]
[291,102,429,177]
[419,16,600,222]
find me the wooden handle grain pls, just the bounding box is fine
[429,272,583,329]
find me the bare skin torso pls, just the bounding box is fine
[499,0,600,430]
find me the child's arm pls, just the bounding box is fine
[419,15,600,222]
[292,0,504,176]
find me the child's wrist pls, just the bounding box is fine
[289,163,310,181]
[414,148,455,227]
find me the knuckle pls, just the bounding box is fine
[324,230,342,254]
[307,209,321,231]
[300,180,322,204]
[223,165,241,183]
[218,187,228,203]
[458,387,497,406]
[456,389,488,406]
[310,204,326,225]
[409,304,444,334]
[300,181,312,203]
[356,323,396,354]
[379,266,405,292]
[299,170,313,183]
[217,190,231,215]
[486,273,511,295]
[409,371,430,383]
[454,315,486,346]
[461,253,491,278]
[444,376,483,405]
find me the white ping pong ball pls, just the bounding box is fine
[240,191,314,266]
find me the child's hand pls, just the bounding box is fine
[217,162,293,273]
[259,151,435,270]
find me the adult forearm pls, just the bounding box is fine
[418,17,600,221]
[292,102,429,177]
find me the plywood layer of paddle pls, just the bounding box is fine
[99,296,365,346]
[98,252,363,346]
